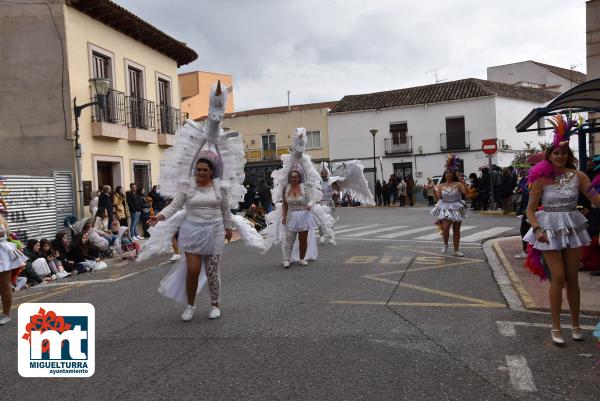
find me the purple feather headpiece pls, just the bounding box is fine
[445,154,461,172]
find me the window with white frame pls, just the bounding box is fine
[306,130,321,149]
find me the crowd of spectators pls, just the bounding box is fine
[6,183,167,292]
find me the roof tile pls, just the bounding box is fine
[330,78,556,114]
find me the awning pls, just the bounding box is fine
[515,78,600,132]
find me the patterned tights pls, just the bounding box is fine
[203,254,221,303]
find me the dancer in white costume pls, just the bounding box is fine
[261,129,375,266]
[140,82,264,322]
[317,164,339,245]
[281,169,315,267]
[0,215,28,325]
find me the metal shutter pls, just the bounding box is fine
[53,171,75,232]
[3,176,57,240]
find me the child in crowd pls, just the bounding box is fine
[116,225,140,260]
[39,239,70,279]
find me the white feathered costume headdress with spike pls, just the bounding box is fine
[261,128,336,254]
[138,82,264,263]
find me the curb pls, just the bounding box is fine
[483,236,525,311]
[484,236,600,317]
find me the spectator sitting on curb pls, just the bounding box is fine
[39,238,70,279]
[244,204,266,231]
[22,240,53,285]
[112,222,140,260]
[68,223,107,272]
[51,232,78,275]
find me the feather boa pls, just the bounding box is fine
[527,160,554,185]
[524,244,551,281]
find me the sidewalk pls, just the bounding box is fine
[492,236,600,316]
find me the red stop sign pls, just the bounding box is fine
[482,138,497,155]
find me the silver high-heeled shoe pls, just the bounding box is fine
[571,327,583,341]
[551,329,565,346]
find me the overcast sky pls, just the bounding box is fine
[115,0,587,111]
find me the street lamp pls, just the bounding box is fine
[370,129,378,192]
[73,77,111,218]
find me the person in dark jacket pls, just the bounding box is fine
[68,223,99,273]
[52,232,77,274]
[97,185,114,229]
[137,187,151,238]
[126,183,142,240]
[257,180,273,213]
[148,185,165,213]
[375,180,383,206]
[405,176,415,206]
[382,180,390,206]
[477,168,491,211]
[22,240,47,285]
[499,168,514,214]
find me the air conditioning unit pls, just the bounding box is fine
[500,139,510,150]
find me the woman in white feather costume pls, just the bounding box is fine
[140,82,265,322]
[260,128,375,266]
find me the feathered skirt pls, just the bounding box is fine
[0,238,28,272]
[431,200,466,222]
[523,210,590,251]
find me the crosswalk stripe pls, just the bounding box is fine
[376,226,433,239]
[414,225,477,240]
[334,225,378,234]
[342,226,409,238]
[461,227,513,242]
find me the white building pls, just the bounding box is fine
[487,60,586,93]
[328,78,556,190]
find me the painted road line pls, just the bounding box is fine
[331,300,504,308]
[496,321,596,336]
[342,226,408,238]
[414,225,477,240]
[376,226,433,239]
[334,225,378,234]
[337,237,483,247]
[11,285,83,311]
[505,355,537,392]
[460,227,513,242]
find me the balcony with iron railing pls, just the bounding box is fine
[245,147,290,162]
[126,96,157,143]
[440,131,471,151]
[90,89,128,139]
[384,136,413,154]
[157,105,185,146]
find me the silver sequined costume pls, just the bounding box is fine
[523,172,590,251]
[431,186,466,222]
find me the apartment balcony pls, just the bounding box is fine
[91,90,128,139]
[157,105,185,146]
[384,137,413,155]
[245,147,289,162]
[126,96,157,143]
[440,131,471,151]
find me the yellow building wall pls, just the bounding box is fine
[64,6,181,196]
[180,71,234,120]
[223,108,331,161]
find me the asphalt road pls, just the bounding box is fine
[1,206,598,400]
